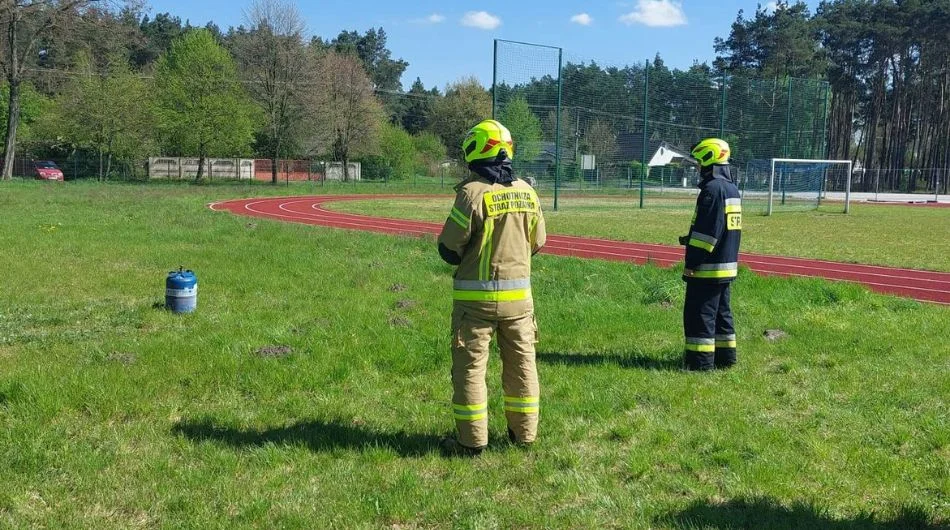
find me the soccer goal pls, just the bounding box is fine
[739,159,853,215]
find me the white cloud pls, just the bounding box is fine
[571,13,593,26]
[411,13,445,24]
[764,1,779,13]
[461,11,502,30]
[619,0,687,27]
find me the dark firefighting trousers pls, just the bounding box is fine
[683,281,737,371]
[451,307,539,449]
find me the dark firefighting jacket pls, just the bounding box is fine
[683,165,742,283]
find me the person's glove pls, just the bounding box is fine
[678,235,689,246]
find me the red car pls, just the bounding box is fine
[33,160,64,181]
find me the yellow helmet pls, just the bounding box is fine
[462,119,514,164]
[691,138,730,167]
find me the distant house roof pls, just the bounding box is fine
[616,134,693,166]
[533,134,693,166]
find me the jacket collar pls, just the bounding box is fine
[468,158,515,185]
[700,164,732,184]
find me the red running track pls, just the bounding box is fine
[210,195,950,305]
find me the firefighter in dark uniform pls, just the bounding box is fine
[679,138,742,371]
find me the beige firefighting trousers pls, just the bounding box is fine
[451,306,539,449]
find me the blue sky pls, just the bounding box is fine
[146,0,820,91]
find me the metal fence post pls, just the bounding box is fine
[719,75,726,138]
[554,47,563,212]
[492,40,499,120]
[784,75,792,158]
[820,82,830,159]
[640,59,649,209]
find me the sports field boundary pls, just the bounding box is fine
[210,195,950,305]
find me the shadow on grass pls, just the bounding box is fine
[172,417,441,457]
[665,497,948,530]
[537,351,682,371]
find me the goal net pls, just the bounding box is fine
[738,159,853,214]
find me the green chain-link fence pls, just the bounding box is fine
[493,39,832,212]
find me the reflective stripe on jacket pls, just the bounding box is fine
[438,175,546,319]
[684,165,742,283]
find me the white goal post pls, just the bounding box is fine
[768,158,853,216]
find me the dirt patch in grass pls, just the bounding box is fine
[389,316,412,328]
[394,299,417,310]
[764,329,788,341]
[254,345,293,358]
[291,318,331,335]
[106,351,137,365]
[388,284,408,293]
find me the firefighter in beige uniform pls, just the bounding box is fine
[437,119,546,455]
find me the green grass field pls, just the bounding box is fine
[1,181,948,529]
[330,194,950,272]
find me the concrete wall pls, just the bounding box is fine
[148,158,254,179]
[325,162,361,181]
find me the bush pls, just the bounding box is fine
[378,122,415,180]
[360,155,393,181]
[413,132,446,177]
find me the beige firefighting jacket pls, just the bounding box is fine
[438,175,546,320]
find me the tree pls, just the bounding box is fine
[711,0,950,191]
[305,50,383,181]
[233,0,313,184]
[132,12,186,68]
[401,77,438,134]
[49,53,153,180]
[714,1,825,78]
[584,119,617,164]
[155,29,258,181]
[313,27,409,122]
[313,27,407,92]
[0,0,103,181]
[498,95,542,162]
[0,81,50,146]
[25,3,141,93]
[428,77,491,162]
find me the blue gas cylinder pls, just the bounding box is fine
[165,269,198,313]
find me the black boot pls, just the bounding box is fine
[440,437,484,457]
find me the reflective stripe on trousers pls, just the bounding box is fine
[453,402,488,421]
[504,395,539,414]
[685,336,715,352]
[715,333,737,348]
